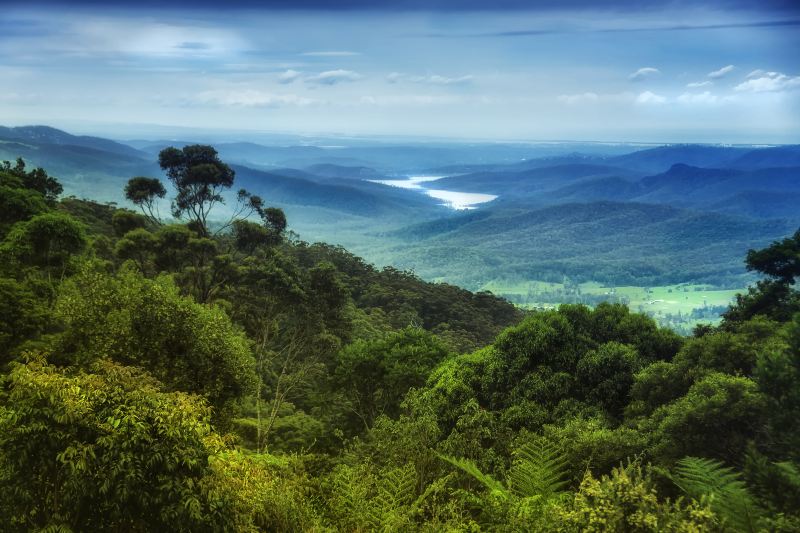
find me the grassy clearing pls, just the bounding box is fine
[480,279,743,333]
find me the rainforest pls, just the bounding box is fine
[1,143,799,531]
[2,0,799,531]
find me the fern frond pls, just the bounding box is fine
[367,465,417,531]
[438,453,509,499]
[374,464,417,511]
[672,456,762,533]
[509,436,569,499]
[774,461,800,488]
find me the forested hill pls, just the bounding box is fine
[1,149,800,531]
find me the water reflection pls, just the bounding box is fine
[370,175,497,210]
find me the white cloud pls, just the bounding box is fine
[386,73,473,85]
[708,65,735,79]
[677,91,718,104]
[277,69,301,84]
[629,67,660,82]
[636,90,666,104]
[305,69,363,85]
[301,51,361,57]
[78,19,244,59]
[0,92,41,104]
[746,69,766,79]
[735,71,800,93]
[194,89,315,107]
[557,92,599,104]
[418,74,473,85]
[687,80,712,88]
[354,94,466,106]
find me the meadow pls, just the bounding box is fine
[480,279,742,332]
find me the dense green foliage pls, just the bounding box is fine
[0,153,797,531]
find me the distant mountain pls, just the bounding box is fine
[428,161,799,221]
[605,144,753,173]
[2,124,796,291]
[303,164,388,180]
[0,125,160,200]
[428,153,608,175]
[428,164,637,195]
[230,165,441,219]
[435,144,797,178]
[0,125,146,159]
[708,190,800,220]
[730,145,800,170]
[634,164,800,209]
[390,201,794,287]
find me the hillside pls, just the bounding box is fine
[1,124,797,294]
[391,201,794,286]
[2,155,799,531]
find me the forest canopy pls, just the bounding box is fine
[0,154,798,531]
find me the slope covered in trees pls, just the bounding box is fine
[0,151,798,531]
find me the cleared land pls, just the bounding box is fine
[480,279,743,333]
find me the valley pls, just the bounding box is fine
[1,124,798,332]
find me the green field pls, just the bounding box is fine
[480,279,744,333]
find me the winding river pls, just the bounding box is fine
[370,175,497,210]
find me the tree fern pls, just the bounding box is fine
[367,464,418,531]
[438,437,569,501]
[672,456,762,532]
[509,437,569,499]
[373,464,417,512]
[437,453,509,499]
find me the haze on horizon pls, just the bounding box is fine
[1,0,799,144]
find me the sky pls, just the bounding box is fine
[1,0,799,143]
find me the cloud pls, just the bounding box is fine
[278,69,301,84]
[386,72,473,85]
[746,69,766,79]
[629,67,660,82]
[687,81,712,88]
[426,18,800,38]
[194,89,315,107]
[175,41,210,50]
[735,71,800,93]
[301,51,361,57]
[355,94,465,106]
[557,92,598,104]
[305,69,363,85]
[677,91,718,104]
[708,64,735,79]
[636,90,666,104]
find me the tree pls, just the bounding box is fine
[2,158,63,201]
[0,184,47,236]
[746,228,800,284]
[0,356,318,531]
[725,229,800,324]
[124,176,166,225]
[0,278,47,363]
[336,327,451,432]
[114,228,156,273]
[231,208,287,254]
[576,341,641,418]
[54,264,258,425]
[1,212,86,281]
[111,208,148,237]
[158,145,234,235]
[644,373,767,463]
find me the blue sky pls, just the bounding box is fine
[1,1,798,143]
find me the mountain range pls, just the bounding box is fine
[1,124,797,290]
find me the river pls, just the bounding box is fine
[369,175,497,210]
